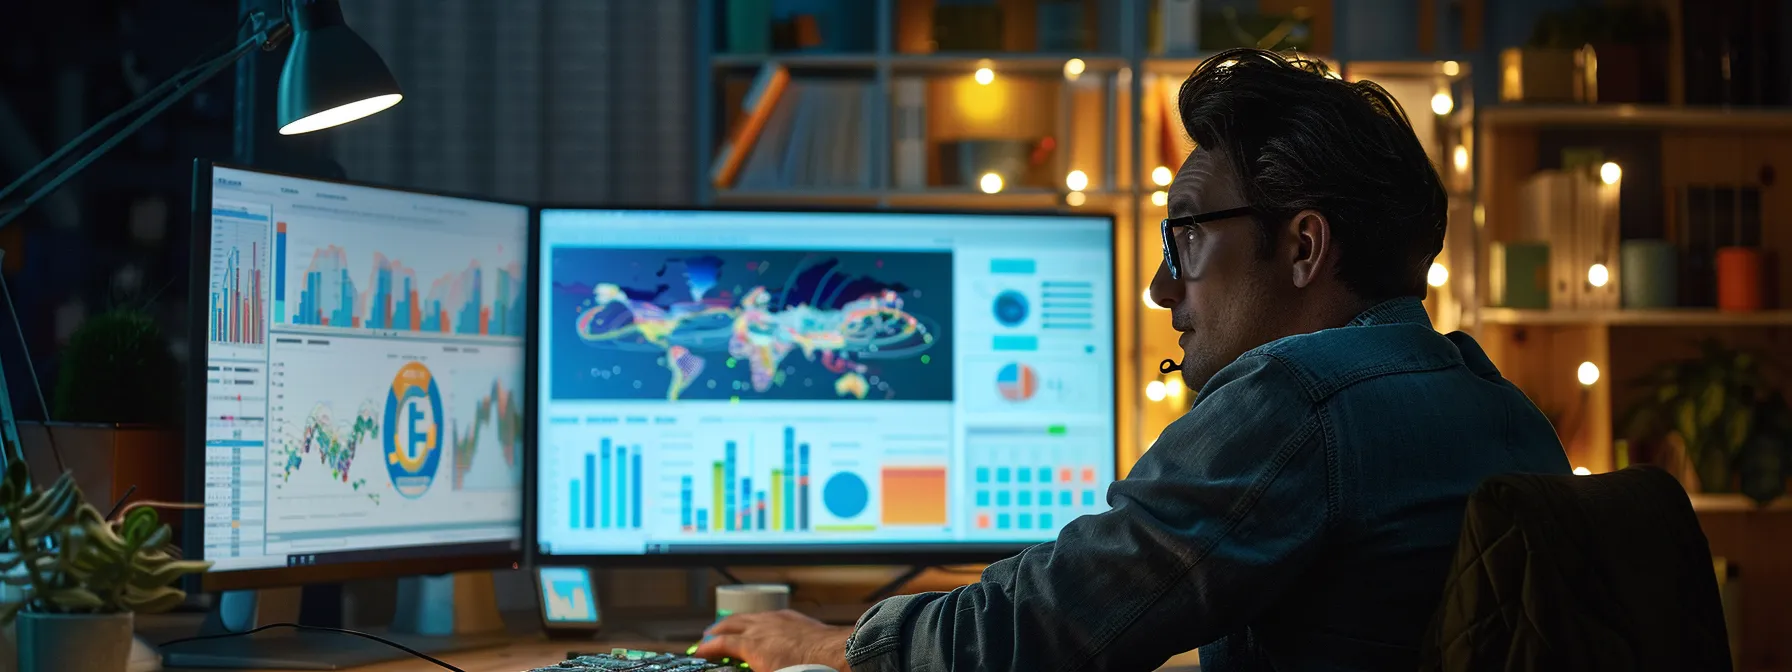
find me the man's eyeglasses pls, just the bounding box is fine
[1161,206,1252,280]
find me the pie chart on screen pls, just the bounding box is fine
[997,363,1038,402]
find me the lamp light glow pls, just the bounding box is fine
[1066,170,1089,191]
[277,0,404,135]
[974,67,995,85]
[1151,166,1173,186]
[979,172,1004,194]
[1150,190,1168,207]
[1063,59,1086,79]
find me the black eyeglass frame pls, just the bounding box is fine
[1160,206,1253,280]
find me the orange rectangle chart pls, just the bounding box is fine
[881,467,948,526]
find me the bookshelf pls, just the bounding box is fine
[694,0,1479,473]
[1470,102,1792,484]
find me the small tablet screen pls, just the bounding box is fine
[538,566,599,625]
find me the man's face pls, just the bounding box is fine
[1147,148,1290,391]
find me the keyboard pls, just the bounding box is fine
[526,648,747,671]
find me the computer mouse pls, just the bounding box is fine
[772,666,839,672]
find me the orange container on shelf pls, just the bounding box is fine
[1716,247,1764,312]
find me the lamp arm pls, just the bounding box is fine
[0,13,291,232]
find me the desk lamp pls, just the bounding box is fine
[0,0,402,231]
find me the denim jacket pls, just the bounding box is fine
[845,298,1571,672]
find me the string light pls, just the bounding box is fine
[1427,263,1449,288]
[1452,145,1469,173]
[1066,170,1089,191]
[1588,263,1609,288]
[1065,191,1086,207]
[1151,166,1173,186]
[1577,361,1600,387]
[1442,61,1461,77]
[1600,161,1622,185]
[1063,58,1085,80]
[979,173,1004,194]
[974,67,995,85]
[1150,190,1168,207]
[1145,380,1167,402]
[1431,91,1453,115]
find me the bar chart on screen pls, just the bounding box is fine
[208,200,273,358]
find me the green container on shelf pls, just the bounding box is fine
[1491,241,1551,309]
[725,0,772,54]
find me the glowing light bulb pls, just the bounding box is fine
[1151,166,1173,187]
[1066,191,1087,207]
[1573,466,1593,476]
[1143,288,1167,310]
[1166,378,1186,399]
[1588,263,1609,288]
[974,67,995,85]
[1150,190,1168,207]
[1600,161,1622,185]
[1442,61,1461,77]
[1577,361,1600,387]
[1145,380,1168,402]
[1431,91,1454,116]
[1063,58,1086,79]
[1427,263,1449,288]
[1066,170,1089,191]
[1452,145,1469,173]
[979,172,1004,194]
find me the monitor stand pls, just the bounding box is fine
[159,573,512,670]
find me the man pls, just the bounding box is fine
[695,48,1571,671]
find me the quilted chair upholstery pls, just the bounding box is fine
[1418,466,1731,671]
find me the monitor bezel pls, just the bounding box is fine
[186,159,528,592]
[526,204,1123,567]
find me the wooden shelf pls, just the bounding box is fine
[1481,104,1792,130]
[713,188,1122,209]
[1480,307,1792,327]
[712,53,1128,73]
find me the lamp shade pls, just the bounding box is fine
[276,0,402,135]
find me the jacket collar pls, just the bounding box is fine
[1346,296,1433,329]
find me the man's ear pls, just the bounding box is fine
[1286,209,1331,289]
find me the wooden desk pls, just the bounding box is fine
[328,636,1201,671]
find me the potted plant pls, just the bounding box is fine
[0,439,210,672]
[1619,339,1792,505]
[14,307,185,520]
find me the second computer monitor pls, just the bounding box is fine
[533,208,1117,561]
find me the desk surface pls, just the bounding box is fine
[327,637,1201,672]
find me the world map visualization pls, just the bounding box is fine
[550,248,953,402]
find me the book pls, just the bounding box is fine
[709,63,791,189]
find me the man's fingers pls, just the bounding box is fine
[691,633,745,661]
[704,613,759,636]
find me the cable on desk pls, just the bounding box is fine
[157,622,467,672]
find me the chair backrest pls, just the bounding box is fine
[1418,466,1732,671]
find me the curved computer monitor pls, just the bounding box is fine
[531,208,1118,565]
[186,162,527,591]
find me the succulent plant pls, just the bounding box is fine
[0,440,210,624]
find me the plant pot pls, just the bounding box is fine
[15,611,132,672]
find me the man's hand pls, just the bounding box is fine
[693,609,852,671]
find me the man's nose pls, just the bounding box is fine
[1146,259,1179,310]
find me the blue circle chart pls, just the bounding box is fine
[993,290,1029,327]
[822,472,870,519]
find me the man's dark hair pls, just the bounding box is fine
[1177,48,1447,300]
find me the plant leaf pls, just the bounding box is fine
[119,585,185,614]
[46,588,104,611]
